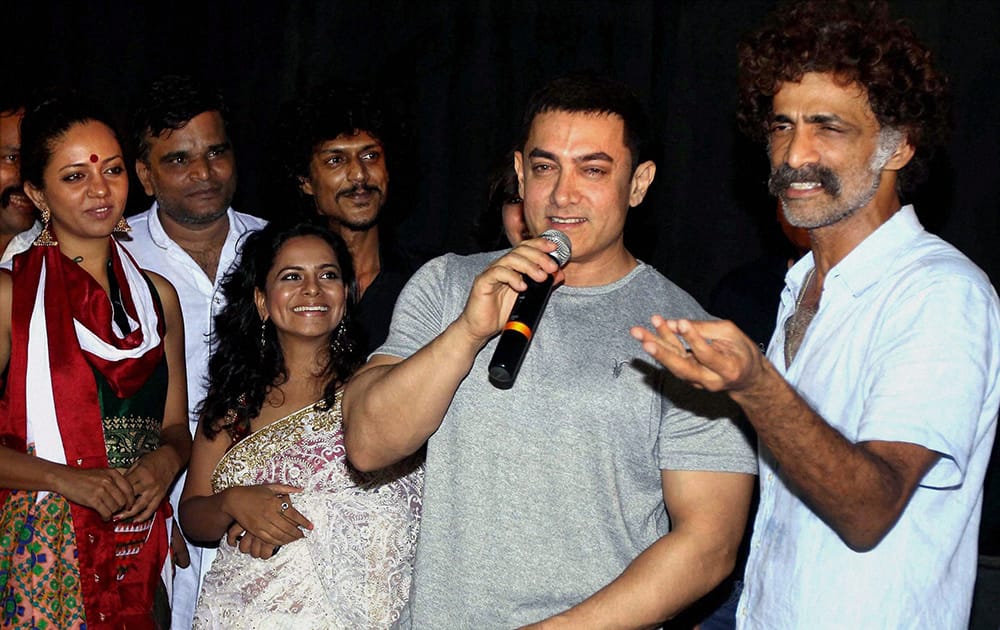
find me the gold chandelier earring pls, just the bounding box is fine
[113,215,132,235]
[33,207,58,247]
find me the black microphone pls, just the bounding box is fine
[488,229,572,389]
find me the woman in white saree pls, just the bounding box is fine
[179,223,422,629]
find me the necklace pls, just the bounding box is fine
[783,267,818,368]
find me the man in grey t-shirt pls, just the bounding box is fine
[344,75,756,628]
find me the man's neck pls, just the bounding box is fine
[333,223,382,297]
[809,184,902,288]
[562,243,638,288]
[157,207,231,280]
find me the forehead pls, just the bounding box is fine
[148,110,227,151]
[773,72,879,128]
[272,235,339,267]
[312,130,382,154]
[525,110,629,158]
[52,120,120,158]
[1,110,24,146]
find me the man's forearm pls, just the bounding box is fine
[731,359,937,550]
[343,318,486,471]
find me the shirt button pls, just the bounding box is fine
[213,296,221,304]
[93,573,100,582]
[87,534,95,543]
[99,612,107,621]
[766,472,774,482]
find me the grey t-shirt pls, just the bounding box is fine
[377,252,757,628]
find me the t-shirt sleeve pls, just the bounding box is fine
[656,372,758,474]
[371,254,452,361]
[857,274,1000,488]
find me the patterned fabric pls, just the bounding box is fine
[0,478,83,629]
[194,394,424,629]
[0,341,170,629]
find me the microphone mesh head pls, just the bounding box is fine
[539,229,572,267]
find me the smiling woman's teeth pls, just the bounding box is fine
[293,305,329,312]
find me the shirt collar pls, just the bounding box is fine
[144,202,237,250]
[827,204,924,298]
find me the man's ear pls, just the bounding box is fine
[298,176,314,197]
[628,161,656,207]
[883,134,915,172]
[135,160,156,196]
[513,151,526,199]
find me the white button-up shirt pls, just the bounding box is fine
[124,205,266,433]
[1,221,42,263]
[738,206,1000,629]
[123,204,266,629]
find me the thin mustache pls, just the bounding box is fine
[338,185,380,198]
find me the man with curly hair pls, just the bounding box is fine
[631,2,999,627]
[280,84,427,355]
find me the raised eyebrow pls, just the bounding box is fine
[527,147,558,162]
[320,143,382,156]
[575,151,613,164]
[804,114,848,125]
[208,141,232,152]
[278,263,342,273]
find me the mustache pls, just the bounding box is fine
[1,185,27,207]
[337,184,381,199]
[768,164,842,197]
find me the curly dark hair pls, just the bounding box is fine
[737,0,950,191]
[520,74,653,173]
[20,89,120,190]
[198,222,364,439]
[277,83,392,216]
[131,74,231,163]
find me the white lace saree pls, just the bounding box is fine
[193,394,424,629]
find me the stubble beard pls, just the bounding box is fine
[325,186,385,233]
[770,127,903,230]
[159,199,230,226]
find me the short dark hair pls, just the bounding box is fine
[737,0,950,191]
[519,74,652,172]
[280,83,392,187]
[131,74,231,162]
[0,89,30,117]
[20,89,120,190]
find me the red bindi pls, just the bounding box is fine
[89,154,99,163]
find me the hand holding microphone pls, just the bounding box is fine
[488,229,572,389]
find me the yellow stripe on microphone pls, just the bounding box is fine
[503,321,533,339]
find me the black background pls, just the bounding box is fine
[10,0,1000,555]
[10,0,999,300]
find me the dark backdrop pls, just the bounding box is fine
[11,0,999,299]
[9,0,1000,599]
